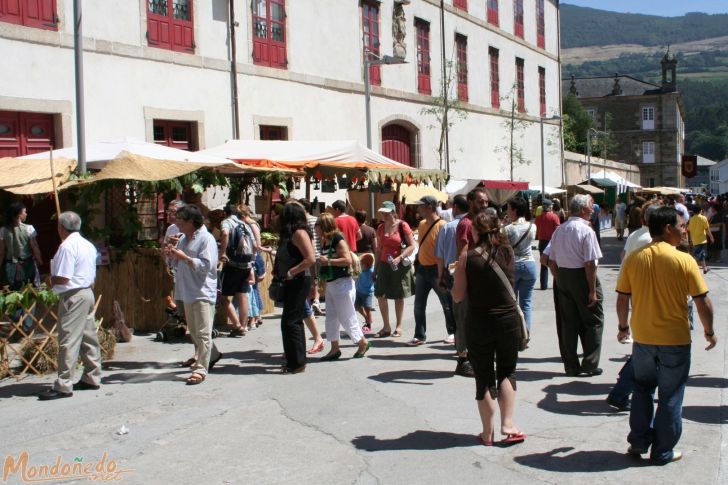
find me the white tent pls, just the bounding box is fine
[591,169,642,193]
[20,138,248,180]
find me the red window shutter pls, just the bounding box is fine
[539,67,546,116]
[0,0,23,25]
[172,19,194,52]
[536,0,545,48]
[362,2,380,85]
[516,58,525,113]
[147,13,171,49]
[453,0,467,11]
[456,34,467,102]
[487,0,499,26]
[489,48,500,108]
[22,0,56,30]
[416,19,430,95]
[252,0,287,68]
[514,0,524,39]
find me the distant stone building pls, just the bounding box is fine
[563,53,685,188]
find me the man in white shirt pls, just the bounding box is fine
[614,199,627,241]
[547,195,604,377]
[39,212,101,400]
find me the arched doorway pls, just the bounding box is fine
[381,123,416,167]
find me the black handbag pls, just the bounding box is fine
[268,278,284,306]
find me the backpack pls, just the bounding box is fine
[226,220,255,266]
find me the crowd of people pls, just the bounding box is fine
[4,185,717,461]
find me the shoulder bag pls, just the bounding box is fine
[412,218,442,270]
[474,247,530,351]
[397,221,418,267]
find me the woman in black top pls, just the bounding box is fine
[452,212,525,446]
[316,213,370,361]
[275,201,316,374]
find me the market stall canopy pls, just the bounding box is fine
[590,169,642,192]
[588,178,618,188]
[542,185,566,195]
[0,156,77,195]
[399,183,448,203]
[568,184,605,195]
[20,138,258,179]
[444,178,481,196]
[482,180,529,206]
[198,140,445,183]
[640,186,684,195]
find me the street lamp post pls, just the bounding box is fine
[363,45,406,221]
[586,128,608,183]
[540,115,561,200]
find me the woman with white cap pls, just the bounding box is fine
[371,201,416,338]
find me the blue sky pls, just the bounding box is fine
[563,1,728,17]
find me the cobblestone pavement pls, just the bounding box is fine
[1,229,726,484]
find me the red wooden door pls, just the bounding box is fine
[381,125,412,167]
[0,111,54,157]
[0,110,58,272]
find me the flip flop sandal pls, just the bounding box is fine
[180,357,197,368]
[392,330,402,337]
[353,341,372,358]
[501,432,526,444]
[373,330,391,338]
[186,373,205,385]
[479,433,495,446]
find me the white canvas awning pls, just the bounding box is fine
[198,140,445,183]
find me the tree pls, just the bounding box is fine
[420,59,468,173]
[562,93,595,153]
[495,84,531,180]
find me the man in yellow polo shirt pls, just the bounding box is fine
[616,206,716,464]
[410,195,452,346]
[687,203,713,274]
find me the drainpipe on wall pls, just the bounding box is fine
[440,0,450,177]
[229,0,240,139]
[556,0,565,187]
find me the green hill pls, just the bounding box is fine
[561,4,728,49]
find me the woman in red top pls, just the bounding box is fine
[372,201,416,338]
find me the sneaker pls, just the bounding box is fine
[407,338,426,346]
[444,334,455,344]
[455,359,475,378]
[652,450,682,464]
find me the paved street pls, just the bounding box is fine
[1,229,726,484]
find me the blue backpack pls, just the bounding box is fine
[226,221,255,266]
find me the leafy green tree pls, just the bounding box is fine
[562,94,595,153]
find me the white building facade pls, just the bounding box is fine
[0,0,562,186]
[709,159,728,196]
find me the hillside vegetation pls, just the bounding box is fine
[561,4,728,161]
[561,4,728,48]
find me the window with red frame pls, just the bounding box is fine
[489,47,500,108]
[516,57,525,113]
[514,0,524,39]
[362,1,380,85]
[415,19,431,95]
[536,0,545,48]
[147,0,194,53]
[0,0,58,30]
[455,34,468,102]
[538,67,546,116]
[253,0,287,68]
[453,0,467,11]
[153,120,196,151]
[487,0,499,26]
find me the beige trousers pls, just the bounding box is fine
[54,288,101,393]
[183,300,221,377]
